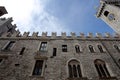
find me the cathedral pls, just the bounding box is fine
[0,0,120,80]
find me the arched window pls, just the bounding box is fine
[94,59,110,78]
[75,45,80,53]
[114,45,120,52]
[104,11,109,17]
[68,60,82,78]
[98,45,104,53]
[89,45,95,53]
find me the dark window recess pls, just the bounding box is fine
[98,45,104,53]
[19,47,25,55]
[39,42,47,51]
[33,60,43,75]
[114,45,120,52]
[53,48,57,56]
[104,11,109,17]
[0,11,3,16]
[4,41,15,50]
[62,45,67,52]
[94,59,111,78]
[0,59,3,63]
[77,65,82,77]
[75,45,80,53]
[119,59,120,64]
[68,64,73,78]
[15,64,20,66]
[7,25,13,33]
[73,65,77,77]
[68,60,82,78]
[89,45,95,53]
[7,28,12,33]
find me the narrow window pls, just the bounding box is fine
[62,45,67,52]
[114,45,120,52]
[104,11,109,17]
[68,60,82,78]
[68,64,73,78]
[118,59,120,65]
[33,60,43,75]
[53,48,57,56]
[4,41,15,50]
[39,42,47,51]
[95,64,102,77]
[77,65,82,77]
[15,64,20,67]
[19,47,25,55]
[89,45,95,53]
[75,45,80,53]
[0,59,3,63]
[73,65,77,77]
[94,59,111,78]
[103,64,110,77]
[98,45,104,53]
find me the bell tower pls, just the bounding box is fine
[96,0,120,34]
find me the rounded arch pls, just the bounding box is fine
[68,59,80,65]
[94,59,105,64]
[94,59,110,78]
[67,58,82,78]
[88,45,95,53]
[75,45,80,53]
[97,45,104,53]
[67,58,80,65]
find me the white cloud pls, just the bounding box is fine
[0,0,69,35]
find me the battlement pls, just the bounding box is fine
[0,31,120,39]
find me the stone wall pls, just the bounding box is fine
[0,36,120,80]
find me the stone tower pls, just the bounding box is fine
[96,0,120,34]
[0,6,17,36]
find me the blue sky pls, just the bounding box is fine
[1,0,114,35]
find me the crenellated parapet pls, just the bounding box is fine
[101,0,120,4]
[0,32,120,39]
[32,32,39,37]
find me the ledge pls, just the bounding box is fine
[99,77,118,80]
[29,75,45,80]
[66,77,88,80]
[34,51,48,60]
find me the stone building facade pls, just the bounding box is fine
[0,0,120,79]
[0,23,120,80]
[96,0,120,34]
[0,7,16,36]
